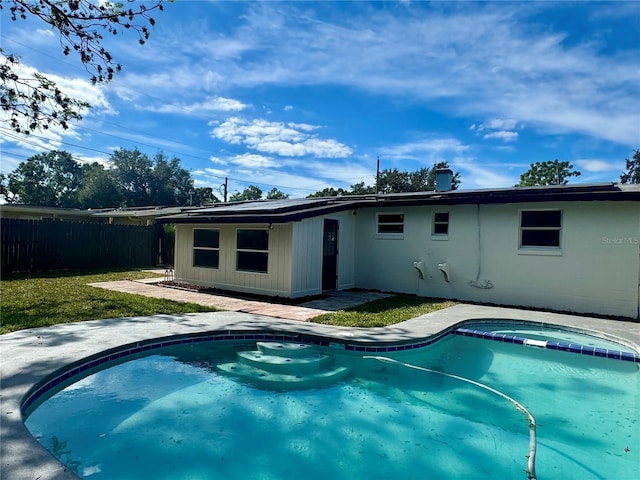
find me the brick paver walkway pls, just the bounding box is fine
[89,279,391,321]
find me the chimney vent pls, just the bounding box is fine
[435,168,453,192]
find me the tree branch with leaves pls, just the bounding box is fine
[0,0,167,134]
[517,160,581,187]
[620,150,640,185]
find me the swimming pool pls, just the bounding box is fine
[23,326,640,480]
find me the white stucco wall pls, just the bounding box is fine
[353,201,640,319]
[172,200,638,318]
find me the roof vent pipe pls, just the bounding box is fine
[435,168,453,192]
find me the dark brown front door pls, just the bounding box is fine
[322,219,338,290]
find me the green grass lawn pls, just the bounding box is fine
[0,269,214,334]
[1,269,457,334]
[311,295,457,328]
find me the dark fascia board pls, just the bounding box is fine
[158,183,639,225]
[160,200,361,224]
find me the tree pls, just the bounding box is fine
[0,173,11,202]
[190,187,219,206]
[349,182,375,195]
[4,147,199,208]
[376,168,411,194]
[7,150,82,206]
[109,148,153,206]
[517,160,581,187]
[375,162,460,193]
[307,187,348,198]
[266,187,290,200]
[620,149,640,185]
[307,162,460,197]
[150,152,193,205]
[76,162,122,208]
[1,0,166,134]
[108,148,196,206]
[229,185,263,202]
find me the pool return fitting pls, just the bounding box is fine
[363,355,538,480]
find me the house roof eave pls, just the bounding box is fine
[157,183,640,225]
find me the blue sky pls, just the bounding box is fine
[1,1,639,198]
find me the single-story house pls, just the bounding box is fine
[160,176,640,320]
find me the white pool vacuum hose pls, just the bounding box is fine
[363,355,538,480]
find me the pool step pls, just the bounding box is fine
[256,341,316,357]
[218,342,350,390]
[217,362,350,390]
[237,350,332,375]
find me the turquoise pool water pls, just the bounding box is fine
[25,333,639,479]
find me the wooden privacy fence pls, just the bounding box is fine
[1,218,164,273]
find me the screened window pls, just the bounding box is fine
[520,210,562,248]
[433,212,449,235]
[377,213,404,234]
[193,229,219,268]
[236,229,269,273]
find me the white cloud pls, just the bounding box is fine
[184,3,637,146]
[192,154,375,198]
[143,96,248,115]
[482,119,519,131]
[113,67,225,102]
[474,119,520,142]
[35,29,55,38]
[287,122,318,132]
[208,156,226,165]
[575,159,616,173]
[452,157,517,189]
[379,138,470,163]
[201,167,227,177]
[480,118,518,131]
[211,117,352,158]
[483,131,518,141]
[230,153,279,168]
[73,154,111,168]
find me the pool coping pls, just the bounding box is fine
[2,304,639,480]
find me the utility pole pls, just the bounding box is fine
[376,156,380,195]
[223,177,228,202]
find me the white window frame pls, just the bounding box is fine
[432,211,449,240]
[376,212,404,239]
[193,228,220,269]
[518,209,562,255]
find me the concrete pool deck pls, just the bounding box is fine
[2,304,639,480]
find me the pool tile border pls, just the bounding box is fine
[21,331,328,414]
[453,327,640,362]
[21,325,640,416]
